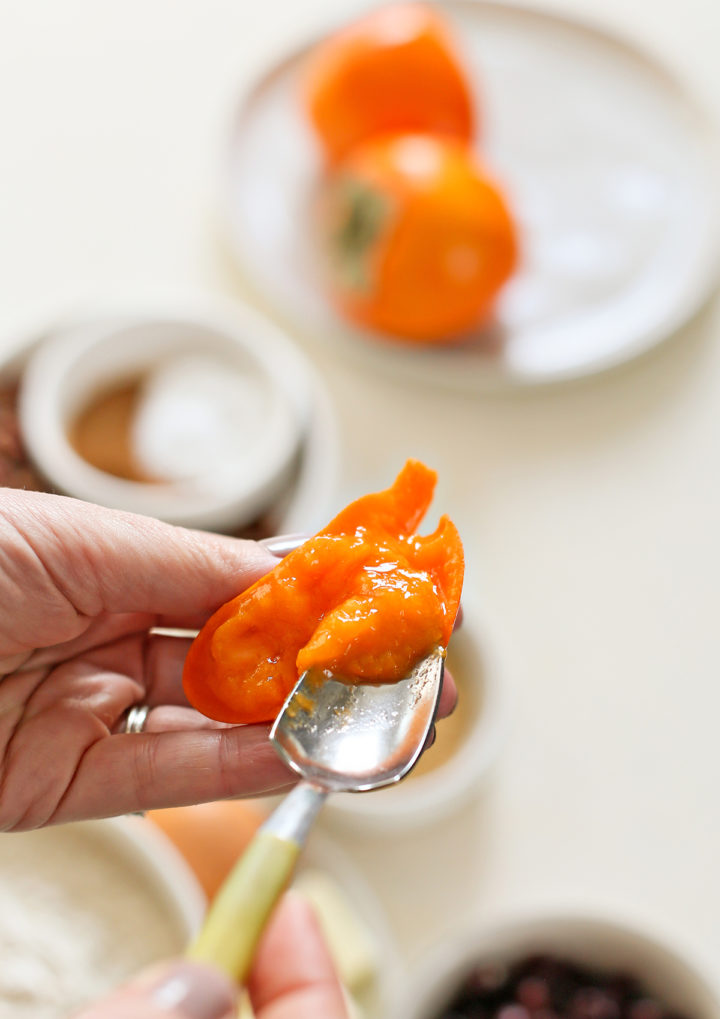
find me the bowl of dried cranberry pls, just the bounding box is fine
[400,912,720,1019]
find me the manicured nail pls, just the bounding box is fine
[146,961,237,1018]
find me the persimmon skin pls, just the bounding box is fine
[183,461,464,725]
[304,3,475,164]
[319,132,518,343]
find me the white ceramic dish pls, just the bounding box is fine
[0,815,205,1018]
[2,299,339,535]
[319,599,510,832]
[400,910,720,1018]
[223,0,720,390]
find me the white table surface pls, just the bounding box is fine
[2,0,720,1008]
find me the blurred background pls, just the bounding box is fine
[1,0,720,1017]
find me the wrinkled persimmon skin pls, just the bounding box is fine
[183,461,464,724]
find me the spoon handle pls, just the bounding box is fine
[186,781,327,982]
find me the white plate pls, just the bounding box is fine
[223,0,720,389]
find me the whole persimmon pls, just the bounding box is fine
[304,3,475,163]
[317,132,518,343]
[147,800,264,901]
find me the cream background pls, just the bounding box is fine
[1,0,720,1006]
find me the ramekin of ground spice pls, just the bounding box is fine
[16,304,330,534]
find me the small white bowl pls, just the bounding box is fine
[18,301,314,532]
[322,599,511,832]
[0,815,205,1018]
[401,910,720,1019]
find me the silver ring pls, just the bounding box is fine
[123,704,150,734]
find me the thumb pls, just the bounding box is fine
[72,959,238,1018]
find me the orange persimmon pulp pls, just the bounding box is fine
[183,460,464,724]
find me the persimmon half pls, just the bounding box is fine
[304,3,475,163]
[317,131,518,343]
[183,460,464,724]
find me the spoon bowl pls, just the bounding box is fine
[271,647,445,792]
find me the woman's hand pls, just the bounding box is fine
[0,489,456,831]
[0,489,295,830]
[73,893,349,1018]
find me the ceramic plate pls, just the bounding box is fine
[223,0,720,389]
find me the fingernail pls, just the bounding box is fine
[144,961,237,1018]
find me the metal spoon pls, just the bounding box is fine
[186,537,445,981]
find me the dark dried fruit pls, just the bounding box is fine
[570,987,621,1019]
[436,951,691,1019]
[517,976,551,1011]
[497,1006,531,1019]
[628,1001,666,1019]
